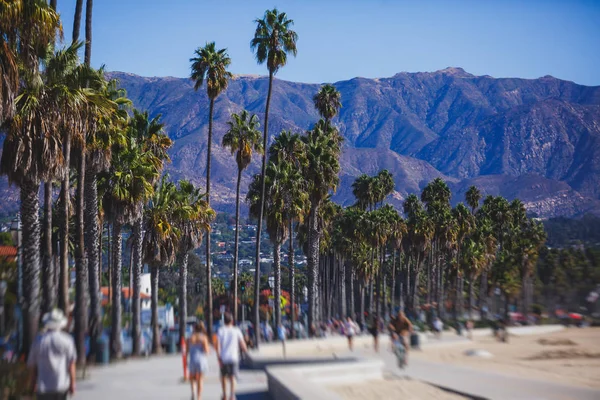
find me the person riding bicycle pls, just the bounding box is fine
[388,310,413,364]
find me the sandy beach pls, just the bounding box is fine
[412,327,600,388]
[329,376,467,400]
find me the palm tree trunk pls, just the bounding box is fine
[85,170,101,361]
[206,98,214,336]
[368,276,374,316]
[58,133,71,314]
[349,269,355,319]
[131,218,143,355]
[42,182,54,313]
[84,0,93,65]
[107,223,112,306]
[179,252,189,343]
[110,220,123,359]
[468,272,475,320]
[288,218,295,338]
[21,180,41,356]
[75,152,88,366]
[72,0,83,42]
[307,201,320,336]
[151,265,161,354]
[339,257,346,318]
[273,241,282,330]
[359,282,365,328]
[479,271,488,319]
[254,69,274,347]
[232,167,242,322]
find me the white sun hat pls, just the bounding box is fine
[42,308,68,331]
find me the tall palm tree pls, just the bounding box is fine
[268,131,306,335]
[250,8,297,346]
[85,78,130,359]
[0,4,62,354]
[174,180,214,343]
[190,41,231,335]
[313,84,341,130]
[102,131,159,359]
[222,110,262,321]
[247,160,305,329]
[302,120,341,332]
[126,109,171,355]
[143,176,180,354]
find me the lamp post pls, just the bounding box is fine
[10,214,22,354]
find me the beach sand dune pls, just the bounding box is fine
[413,327,600,388]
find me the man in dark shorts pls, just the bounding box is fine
[216,313,247,400]
[388,310,413,363]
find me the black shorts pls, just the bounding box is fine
[37,393,68,400]
[369,328,379,338]
[220,362,237,377]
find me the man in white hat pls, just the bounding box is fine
[27,309,77,399]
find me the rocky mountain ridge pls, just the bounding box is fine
[1,68,599,218]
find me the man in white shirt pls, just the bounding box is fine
[27,309,76,400]
[216,313,247,400]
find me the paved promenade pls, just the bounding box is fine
[73,352,268,400]
[73,329,600,399]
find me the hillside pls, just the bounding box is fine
[2,68,600,217]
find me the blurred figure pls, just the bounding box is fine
[28,309,76,400]
[433,317,443,338]
[388,310,413,364]
[188,322,210,400]
[344,316,359,351]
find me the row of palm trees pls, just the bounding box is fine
[307,178,547,328]
[0,0,216,363]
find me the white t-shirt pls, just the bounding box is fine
[217,325,244,364]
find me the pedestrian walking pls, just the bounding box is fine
[188,322,210,400]
[27,309,76,400]
[216,313,248,400]
[344,316,359,351]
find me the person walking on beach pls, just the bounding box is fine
[216,313,248,400]
[188,322,210,400]
[27,309,76,400]
[344,316,359,351]
[389,310,413,364]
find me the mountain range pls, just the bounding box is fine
[2,67,600,218]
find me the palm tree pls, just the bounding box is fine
[313,84,342,130]
[174,180,215,343]
[351,174,373,211]
[143,177,180,354]
[126,109,171,355]
[466,186,482,214]
[86,78,130,359]
[268,131,306,334]
[190,41,231,335]
[102,131,159,359]
[222,110,262,321]
[302,120,341,332]
[250,8,298,346]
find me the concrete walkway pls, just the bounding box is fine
[353,333,600,400]
[73,328,600,400]
[73,352,269,400]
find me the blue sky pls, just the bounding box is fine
[56,0,600,85]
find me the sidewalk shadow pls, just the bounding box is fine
[237,390,271,400]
